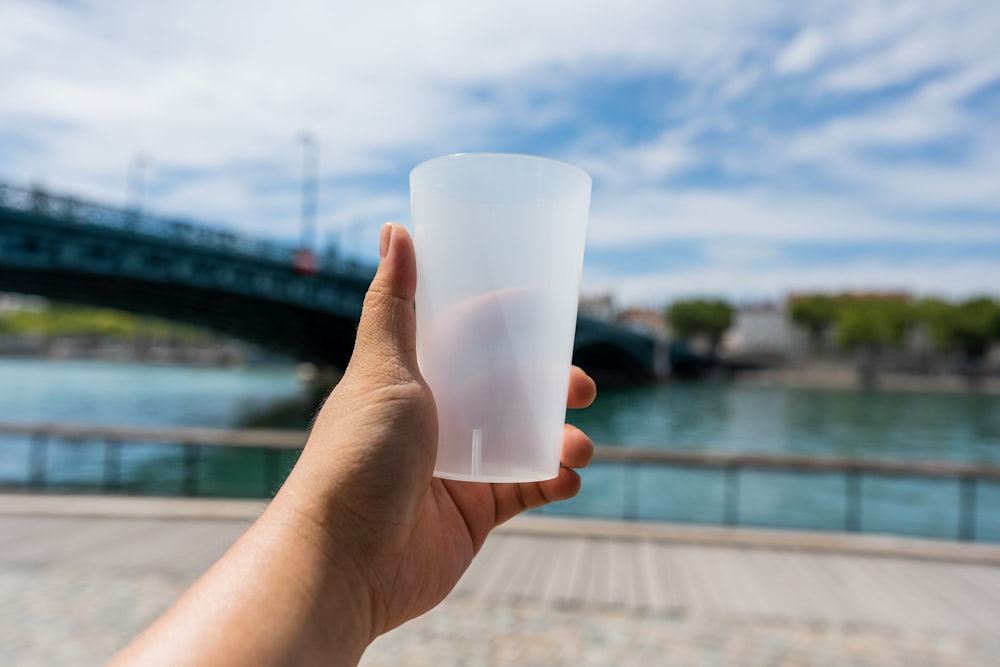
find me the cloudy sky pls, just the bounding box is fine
[2,0,998,307]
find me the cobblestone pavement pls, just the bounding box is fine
[2,563,998,667]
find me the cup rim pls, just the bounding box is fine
[410,152,591,184]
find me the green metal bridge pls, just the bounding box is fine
[0,182,664,380]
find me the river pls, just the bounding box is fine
[1,358,997,541]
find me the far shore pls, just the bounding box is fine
[0,336,287,368]
[731,363,1000,394]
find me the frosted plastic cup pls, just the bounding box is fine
[410,152,591,483]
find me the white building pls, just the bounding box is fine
[726,303,808,357]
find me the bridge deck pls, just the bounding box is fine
[2,494,999,666]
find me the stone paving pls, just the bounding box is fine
[2,562,998,667]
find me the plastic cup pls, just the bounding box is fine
[410,153,591,482]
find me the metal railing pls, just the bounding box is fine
[1,182,299,266]
[2,421,998,541]
[597,447,1000,541]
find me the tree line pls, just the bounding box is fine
[0,300,217,344]
[665,295,1000,365]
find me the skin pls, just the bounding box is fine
[110,223,597,666]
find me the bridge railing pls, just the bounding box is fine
[2,421,998,542]
[0,182,296,265]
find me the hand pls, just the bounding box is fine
[277,222,596,638]
[110,222,596,667]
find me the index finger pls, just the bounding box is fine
[567,365,596,409]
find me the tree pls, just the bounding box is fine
[912,297,954,351]
[665,299,733,356]
[836,298,912,350]
[912,296,1000,384]
[788,294,840,350]
[834,297,913,389]
[948,297,1000,364]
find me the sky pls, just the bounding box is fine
[2,0,999,308]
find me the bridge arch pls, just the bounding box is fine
[1,183,662,381]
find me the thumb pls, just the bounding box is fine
[347,223,420,380]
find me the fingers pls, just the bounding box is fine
[489,423,594,525]
[560,424,594,469]
[535,467,582,504]
[567,366,596,409]
[535,424,593,503]
[347,223,421,379]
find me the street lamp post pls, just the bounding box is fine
[127,152,151,216]
[299,133,319,250]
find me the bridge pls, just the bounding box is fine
[0,182,665,380]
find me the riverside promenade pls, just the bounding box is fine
[2,494,1000,666]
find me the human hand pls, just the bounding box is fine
[275,222,596,640]
[110,222,595,667]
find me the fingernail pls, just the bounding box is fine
[379,223,393,260]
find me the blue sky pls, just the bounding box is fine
[2,0,999,306]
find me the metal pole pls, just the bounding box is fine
[723,464,740,526]
[183,444,199,496]
[299,133,319,249]
[959,475,977,541]
[28,432,48,490]
[845,469,863,532]
[103,438,122,492]
[264,448,281,497]
[623,463,640,521]
[128,152,151,215]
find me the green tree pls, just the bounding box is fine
[788,294,841,350]
[948,297,1000,365]
[834,297,913,389]
[912,297,954,351]
[665,299,733,356]
[836,298,913,350]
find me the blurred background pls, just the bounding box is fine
[2,0,999,299]
[1,1,999,665]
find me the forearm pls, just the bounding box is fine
[108,504,373,667]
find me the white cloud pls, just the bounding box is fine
[774,30,827,75]
[2,0,998,307]
[585,257,1000,307]
[587,187,1000,248]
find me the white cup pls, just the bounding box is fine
[411,153,591,482]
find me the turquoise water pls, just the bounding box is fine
[1,358,997,540]
[0,358,302,427]
[568,382,1000,462]
[561,382,1000,540]
[0,359,304,498]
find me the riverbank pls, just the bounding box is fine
[731,361,1000,394]
[0,336,286,367]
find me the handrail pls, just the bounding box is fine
[0,422,305,449]
[593,446,1000,480]
[2,421,995,540]
[0,182,295,265]
[2,421,997,479]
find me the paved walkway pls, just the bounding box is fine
[2,494,999,666]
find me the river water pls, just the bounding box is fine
[1,358,997,541]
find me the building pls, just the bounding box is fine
[726,302,808,357]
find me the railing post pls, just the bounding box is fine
[103,438,122,492]
[845,469,863,532]
[183,444,199,496]
[959,475,977,542]
[723,464,740,526]
[264,448,281,497]
[28,432,49,490]
[623,463,640,521]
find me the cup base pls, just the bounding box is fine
[433,469,559,484]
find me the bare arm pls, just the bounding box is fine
[109,223,596,666]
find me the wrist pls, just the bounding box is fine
[257,498,379,664]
